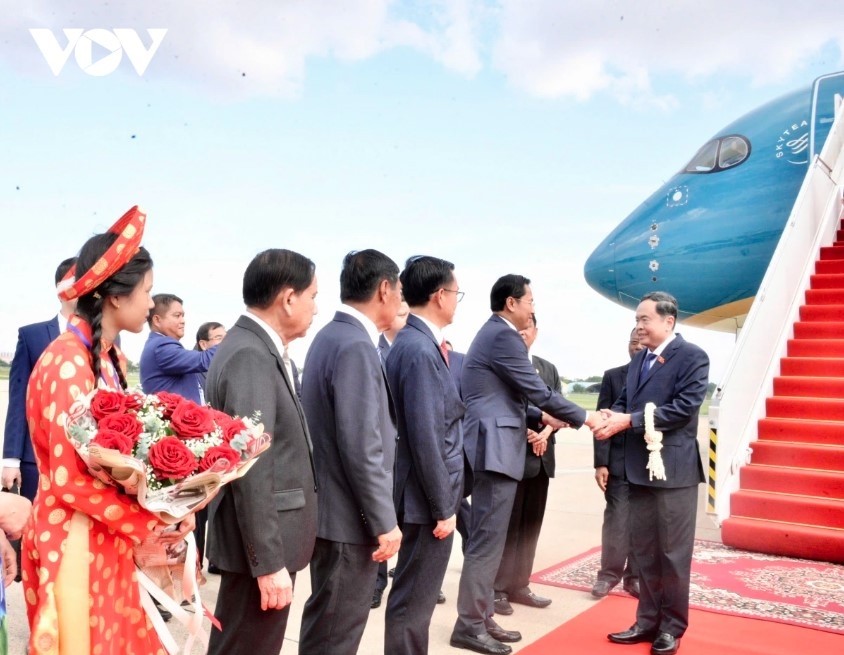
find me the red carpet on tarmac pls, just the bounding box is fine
[518,595,844,655]
[531,540,844,634]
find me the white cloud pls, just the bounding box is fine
[6,0,485,98]
[492,0,844,105]
[6,1,843,103]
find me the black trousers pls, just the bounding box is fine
[207,569,296,655]
[629,483,698,637]
[597,474,638,584]
[494,469,549,595]
[299,537,379,655]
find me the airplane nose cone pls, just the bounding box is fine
[584,242,617,300]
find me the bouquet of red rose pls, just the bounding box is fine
[66,387,271,523]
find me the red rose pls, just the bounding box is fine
[210,409,233,425]
[199,444,241,473]
[154,392,183,420]
[97,413,143,445]
[148,436,198,480]
[170,400,216,439]
[91,429,134,455]
[218,417,248,443]
[90,389,126,420]
[123,392,145,411]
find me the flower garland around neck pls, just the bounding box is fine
[644,402,667,481]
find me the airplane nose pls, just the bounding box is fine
[584,242,618,300]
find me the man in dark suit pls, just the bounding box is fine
[299,249,403,655]
[595,292,709,655]
[372,301,409,610]
[591,327,643,599]
[494,313,558,615]
[384,255,466,654]
[3,257,76,502]
[452,274,603,655]
[205,249,319,655]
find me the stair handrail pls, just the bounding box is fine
[709,109,844,525]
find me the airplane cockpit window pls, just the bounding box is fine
[684,140,718,172]
[719,136,750,169]
[683,134,750,173]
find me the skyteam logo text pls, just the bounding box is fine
[30,28,167,76]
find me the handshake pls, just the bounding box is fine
[540,409,631,441]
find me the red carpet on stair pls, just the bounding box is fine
[517,595,844,655]
[530,540,844,634]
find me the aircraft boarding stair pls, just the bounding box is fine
[710,85,844,563]
[720,237,844,562]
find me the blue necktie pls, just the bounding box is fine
[641,352,657,379]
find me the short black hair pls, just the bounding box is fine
[196,321,224,343]
[490,274,530,312]
[54,257,77,287]
[340,249,399,303]
[194,321,224,350]
[399,256,455,307]
[641,291,678,320]
[147,293,183,327]
[243,249,315,309]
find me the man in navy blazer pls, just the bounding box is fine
[299,249,404,655]
[384,256,466,654]
[596,292,709,655]
[591,327,643,599]
[452,274,603,655]
[140,293,217,404]
[3,257,76,502]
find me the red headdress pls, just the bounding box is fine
[58,206,146,301]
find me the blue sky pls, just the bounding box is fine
[2,1,843,381]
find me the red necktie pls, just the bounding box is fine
[440,339,450,367]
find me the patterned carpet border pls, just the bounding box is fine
[530,540,844,635]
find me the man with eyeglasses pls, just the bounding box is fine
[384,256,465,654]
[451,275,604,655]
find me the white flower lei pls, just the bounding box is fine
[644,402,667,481]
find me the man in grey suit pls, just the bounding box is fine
[205,249,319,655]
[299,249,404,655]
[494,313,559,615]
[596,292,709,655]
[385,256,466,654]
[452,274,603,655]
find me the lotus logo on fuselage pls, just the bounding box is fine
[775,120,809,164]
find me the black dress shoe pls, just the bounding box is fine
[651,633,680,655]
[370,588,384,609]
[623,578,640,598]
[607,624,657,645]
[438,590,446,604]
[449,631,512,654]
[591,580,614,598]
[493,593,513,615]
[509,589,551,608]
[485,618,521,643]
